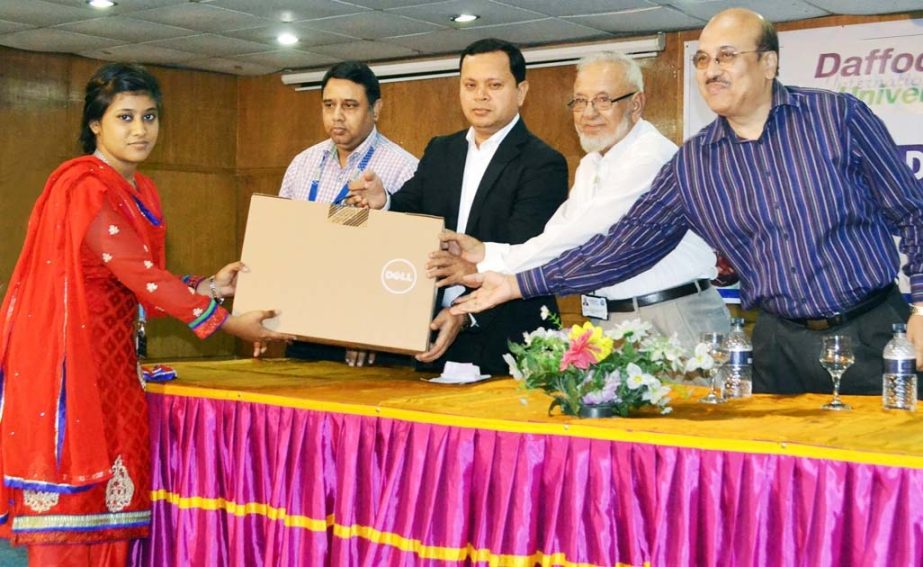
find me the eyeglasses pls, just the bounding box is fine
[691,48,767,70]
[566,91,636,113]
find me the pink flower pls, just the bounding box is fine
[560,328,598,371]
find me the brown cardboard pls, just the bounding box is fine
[232,194,443,354]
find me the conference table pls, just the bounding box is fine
[131,359,923,566]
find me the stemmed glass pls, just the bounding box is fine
[699,332,729,404]
[818,335,854,411]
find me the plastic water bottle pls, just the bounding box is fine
[723,317,752,398]
[882,323,917,411]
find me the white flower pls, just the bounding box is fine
[540,305,550,321]
[101,253,112,263]
[661,406,673,415]
[108,224,119,235]
[523,327,551,345]
[502,353,523,380]
[645,384,672,405]
[146,282,158,293]
[192,308,203,317]
[607,319,652,343]
[685,343,715,373]
[143,260,153,269]
[625,363,645,390]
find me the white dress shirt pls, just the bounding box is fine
[442,115,520,307]
[478,119,717,300]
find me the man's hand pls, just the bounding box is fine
[449,272,522,315]
[345,170,387,209]
[222,309,294,344]
[416,308,465,363]
[438,230,486,264]
[345,349,376,367]
[907,309,923,370]
[426,251,477,287]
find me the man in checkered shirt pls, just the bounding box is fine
[279,60,417,205]
[280,60,418,367]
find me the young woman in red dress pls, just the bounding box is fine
[0,63,288,566]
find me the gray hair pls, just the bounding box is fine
[576,51,644,92]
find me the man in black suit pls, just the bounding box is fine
[351,38,568,375]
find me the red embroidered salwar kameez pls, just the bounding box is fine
[0,156,227,546]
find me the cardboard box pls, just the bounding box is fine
[232,194,443,354]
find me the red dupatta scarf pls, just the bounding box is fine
[0,156,165,517]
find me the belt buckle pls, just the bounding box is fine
[805,319,830,331]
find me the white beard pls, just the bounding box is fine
[576,119,631,155]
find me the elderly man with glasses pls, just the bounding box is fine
[450,8,923,397]
[433,51,729,349]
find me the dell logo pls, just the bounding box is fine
[380,259,417,294]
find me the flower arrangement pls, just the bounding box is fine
[503,309,711,418]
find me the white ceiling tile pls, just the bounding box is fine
[499,0,657,18]
[794,0,923,15]
[656,0,830,22]
[477,18,612,45]
[348,0,436,8]
[0,28,119,53]
[566,5,706,34]
[389,0,547,27]
[385,28,486,55]
[0,0,95,26]
[0,0,918,76]
[79,43,200,65]
[300,12,444,39]
[54,16,195,43]
[180,56,278,76]
[41,0,189,14]
[130,3,269,33]
[236,49,341,71]
[208,0,369,22]
[309,39,419,60]
[144,33,269,57]
[226,22,356,47]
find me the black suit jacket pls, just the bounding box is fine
[392,118,568,374]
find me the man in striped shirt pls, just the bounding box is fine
[450,8,923,396]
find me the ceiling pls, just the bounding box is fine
[0,0,920,76]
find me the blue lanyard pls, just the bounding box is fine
[308,137,377,203]
[131,195,162,226]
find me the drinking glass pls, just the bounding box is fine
[818,335,854,411]
[699,331,729,404]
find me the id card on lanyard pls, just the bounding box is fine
[308,135,378,204]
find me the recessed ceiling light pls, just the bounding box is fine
[87,0,116,8]
[451,14,479,23]
[277,32,299,46]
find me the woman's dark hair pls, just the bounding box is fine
[321,61,381,105]
[459,38,526,84]
[79,63,163,154]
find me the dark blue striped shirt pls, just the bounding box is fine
[519,82,923,319]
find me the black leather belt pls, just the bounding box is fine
[788,284,894,331]
[606,279,711,313]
